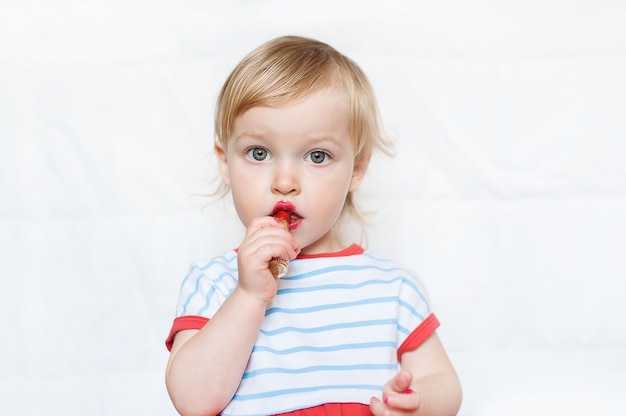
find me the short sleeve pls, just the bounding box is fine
[174,250,239,318]
[165,250,239,350]
[395,269,436,354]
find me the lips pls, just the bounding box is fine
[271,201,302,230]
[273,200,295,212]
[271,209,301,223]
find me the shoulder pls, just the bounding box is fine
[182,248,239,291]
[359,250,422,277]
[358,250,430,297]
[187,249,238,275]
[175,249,239,316]
[295,245,423,281]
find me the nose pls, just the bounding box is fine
[272,161,300,195]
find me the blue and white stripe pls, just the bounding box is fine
[175,249,431,416]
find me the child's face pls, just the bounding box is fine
[216,88,367,254]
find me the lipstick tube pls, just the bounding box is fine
[269,211,291,278]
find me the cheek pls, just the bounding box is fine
[228,161,258,195]
[228,171,260,224]
[313,171,353,210]
[230,193,255,228]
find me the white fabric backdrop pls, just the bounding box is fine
[1,1,625,415]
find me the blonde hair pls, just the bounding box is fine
[213,35,393,228]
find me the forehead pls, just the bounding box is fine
[228,91,352,153]
[232,88,351,140]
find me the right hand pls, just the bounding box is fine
[236,215,300,303]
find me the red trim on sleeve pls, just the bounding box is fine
[165,315,209,351]
[397,313,440,362]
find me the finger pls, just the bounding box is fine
[382,389,420,411]
[378,370,419,411]
[245,216,288,235]
[241,236,297,266]
[247,218,299,249]
[384,369,413,393]
[244,224,299,255]
[369,397,387,416]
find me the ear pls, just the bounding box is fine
[214,143,231,186]
[348,150,371,192]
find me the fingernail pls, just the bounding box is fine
[401,389,414,394]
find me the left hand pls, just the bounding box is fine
[370,370,420,415]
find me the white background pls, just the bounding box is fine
[1,1,625,415]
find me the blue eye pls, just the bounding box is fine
[246,147,269,161]
[306,150,329,164]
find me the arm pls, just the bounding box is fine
[165,288,268,415]
[165,216,300,416]
[370,332,463,416]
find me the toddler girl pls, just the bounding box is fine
[165,35,462,416]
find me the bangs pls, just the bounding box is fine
[216,37,353,147]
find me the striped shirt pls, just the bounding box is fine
[166,244,438,416]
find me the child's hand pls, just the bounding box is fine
[370,370,420,415]
[236,216,299,303]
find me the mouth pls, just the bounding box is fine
[271,209,301,223]
[271,202,302,230]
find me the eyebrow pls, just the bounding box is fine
[233,131,344,147]
[229,131,267,148]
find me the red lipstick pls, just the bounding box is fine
[269,210,291,279]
